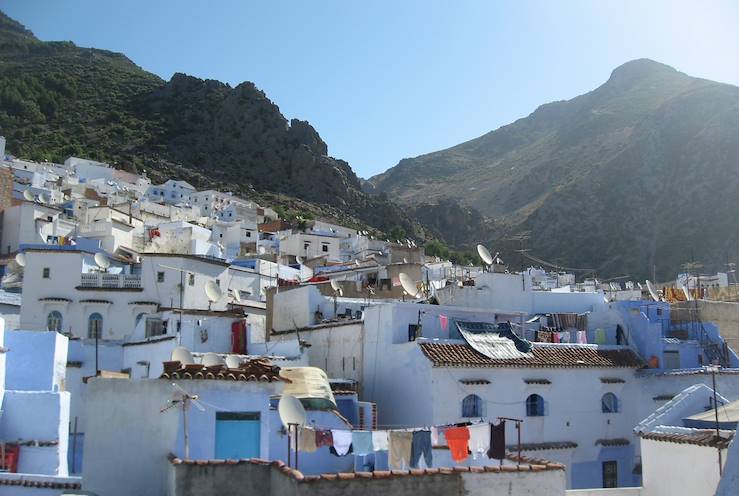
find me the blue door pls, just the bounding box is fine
[215,412,261,459]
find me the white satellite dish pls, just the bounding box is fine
[38,192,49,204]
[330,279,340,292]
[171,346,194,365]
[645,280,660,302]
[278,394,306,429]
[257,246,266,255]
[202,352,225,367]
[681,284,692,301]
[231,288,241,303]
[225,355,242,369]
[14,252,25,267]
[399,272,420,298]
[337,288,343,297]
[296,256,304,265]
[403,258,408,264]
[205,280,223,304]
[23,189,34,202]
[477,244,494,266]
[94,252,110,270]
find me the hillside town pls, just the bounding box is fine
[0,135,738,496]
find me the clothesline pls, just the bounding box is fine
[294,420,509,470]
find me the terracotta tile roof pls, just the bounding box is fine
[640,430,734,449]
[420,343,644,368]
[160,357,287,382]
[600,377,626,384]
[0,477,80,490]
[595,438,630,447]
[168,454,565,480]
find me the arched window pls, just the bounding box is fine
[526,394,545,417]
[88,313,103,339]
[462,394,483,418]
[47,311,63,332]
[602,393,619,413]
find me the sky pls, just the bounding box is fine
[1,1,738,178]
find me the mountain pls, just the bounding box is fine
[369,59,739,279]
[0,11,423,238]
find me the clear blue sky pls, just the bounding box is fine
[2,1,738,178]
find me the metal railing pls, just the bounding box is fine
[80,272,141,289]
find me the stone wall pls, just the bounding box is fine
[168,457,566,496]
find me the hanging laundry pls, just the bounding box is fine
[467,424,490,460]
[315,430,333,448]
[410,430,432,468]
[552,332,560,343]
[331,429,353,456]
[431,426,444,446]
[595,328,607,345]
[352,431,373,455]
[389,431,413,469]
[559,331,571,343]
[372,430,389,451]
[445,426,471,463]
[439,314,449,332]
[576,330,588,344]
[298,426,317,453]
[488,421,506,460]
[329,444,354,457]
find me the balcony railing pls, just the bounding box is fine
[80,273,141,289]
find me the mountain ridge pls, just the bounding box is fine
[0,10,425,239]
[369,59,739,279]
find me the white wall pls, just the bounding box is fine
[641,438,724,496]
[461,469,566,496]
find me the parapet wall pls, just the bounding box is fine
[168,456,566,496]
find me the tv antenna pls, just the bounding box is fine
[160,383,205,460]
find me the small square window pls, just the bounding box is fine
[42,267,50,279]
[189,274,195,286]
[322,245,329,252]
[157,271,165,282]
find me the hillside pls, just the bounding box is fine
[369,59,739,279]
[0,11,423,238]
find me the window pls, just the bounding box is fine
[462,394,483,418]
[526,394,545,416]
[145,318,165,337]
[157,271,165,282]
[602,393,619,413]
[602,460,618,488]
[47,311,63,332]
[304,243,310,251]
[42,267,50,279]
[88,313,103,339]
[246,231,251,238]
[322,244,329,252]
[189,273,195,286]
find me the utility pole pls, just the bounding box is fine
[509,231,531,291]
[708,365,723,476]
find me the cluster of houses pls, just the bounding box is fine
[0,136,738,496]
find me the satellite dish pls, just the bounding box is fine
[23,189,34,202]
[257,246,266,255]
[171,346,194,365]
[38,192,48,204]
[231,288,241,303]
[403,258,408,264]
[338,288,343,297]
[14,252,25,267]
[202,352,225,367]
[296,256,304,264]
[355,260,360,266]
[205,280,223,303]
[225,355,242,369]
[645,280,660,302]
[278,394,306,429]
[94,252,110,270]
[399,272,420,298]
[477,244,494,266]
[681,284,692,301]
[330,279,340,291]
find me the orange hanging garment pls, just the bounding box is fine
[444,426,470,462]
